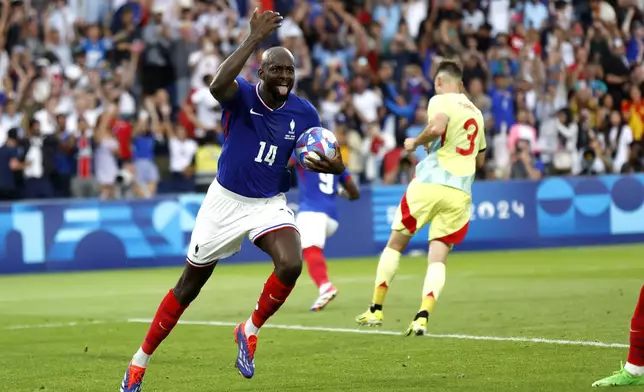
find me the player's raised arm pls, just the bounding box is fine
[209,9,283,102]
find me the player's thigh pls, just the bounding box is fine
[248,195,298,244]
[428,187,472,246]
[186,187,250,267]
[326,217,339,238]
[248,195,301,264]
[295,211,330,249]
[391,179,436,236]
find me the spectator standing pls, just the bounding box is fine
[71,117,97,198]
[20,119,55,199]
[361,123,395,184]
[133,99,161,198]
[94,112,120,200]
[622,84,644,142]
[51,113,75,197]
[603,110,634,173]
[0,128,24,200]
[167,124,197,193]
[190,75,222,141]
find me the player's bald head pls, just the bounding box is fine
[261,46,295,68]
[258,46,296,102]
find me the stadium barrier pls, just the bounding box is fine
[1,174,644,274]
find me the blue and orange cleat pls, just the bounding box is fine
[233,322,257,379]
[120,362,146,392]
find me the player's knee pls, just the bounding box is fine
[173,263,215,305]
[274,254,302,285]
[387,230,411,253]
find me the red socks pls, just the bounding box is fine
[628,285,644,366]
[141,289,188,355]
[251,272,294,328]
[303,246,329,288]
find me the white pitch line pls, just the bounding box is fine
[127,318,628,349]
[3,320,105,330]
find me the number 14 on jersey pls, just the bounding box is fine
[254,141,278,166]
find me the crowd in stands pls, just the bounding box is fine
[0,0,643,201]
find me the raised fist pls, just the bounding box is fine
[248,8,283,41]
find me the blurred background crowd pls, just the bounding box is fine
[0,0,643,201]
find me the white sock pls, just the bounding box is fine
[131,347,151,368]
[244,318,260,336]
[625,362,644,377]
[319,282,332,294]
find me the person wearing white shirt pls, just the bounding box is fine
[33,98,59,135]
[46,1,76,44]
[351,76,382,125]
[403,0,428,38]
[488,0,511,35]
[361,123,395,183]
[523,0,549,31]
[604,110,634,173]
[462,1,486,33]
[167,125,198,193]
[0,100,23,145]
[21,119,55,199]
[188,40,222,90]
[190,82,222,139]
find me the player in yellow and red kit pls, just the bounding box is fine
[355,61,487,335]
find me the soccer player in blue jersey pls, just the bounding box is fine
[290,160,360,311]
[120,9,345,391]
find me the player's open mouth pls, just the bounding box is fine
[277,84,289,95]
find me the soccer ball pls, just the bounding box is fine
[294,127,337,167]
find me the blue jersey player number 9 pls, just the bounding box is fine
[318,173,335,195]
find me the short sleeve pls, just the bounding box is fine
[218,77,254,112]
[304,100,322,129]
[426,94,447,120]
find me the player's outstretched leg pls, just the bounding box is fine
[121,263,215,392]
[304,246,338,311]
[405,240,449,337]
[234,228,302,379]
[356,232,409,327]
[592,285,644,387]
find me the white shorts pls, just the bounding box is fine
[295,211,339,249]
[187,180,298,267]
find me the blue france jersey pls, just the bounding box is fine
[295,162,352,220]
[217,77,321,198]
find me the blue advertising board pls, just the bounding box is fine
[372,175,644,251]
[1,175,643,274]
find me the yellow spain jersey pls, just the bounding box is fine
[415,93,486,195]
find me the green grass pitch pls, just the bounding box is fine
[1,245,643,391]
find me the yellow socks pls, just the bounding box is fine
[371,247,401,310]
[418,262,446,316]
